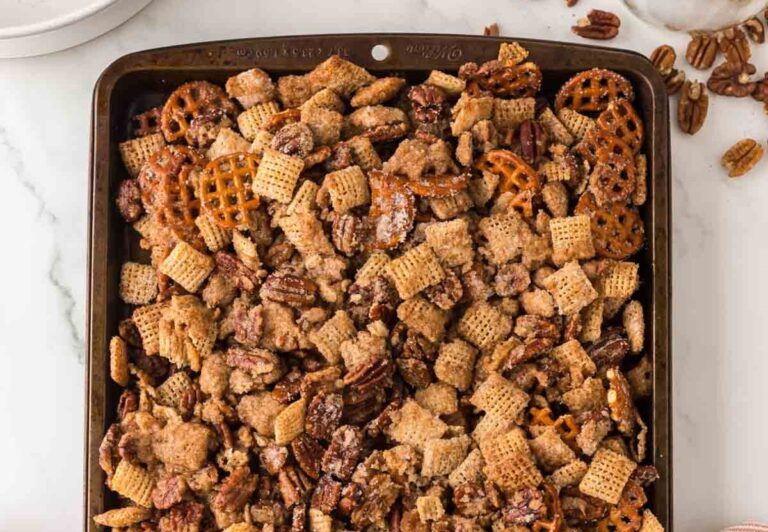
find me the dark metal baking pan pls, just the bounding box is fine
[86,33,671,530]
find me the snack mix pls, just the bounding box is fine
[101,43,660,531]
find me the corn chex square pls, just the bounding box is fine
[160,241,215,293]
[415,382,458,416]
[206,127,250,160]
[498,42,529,65]
[308,310,357,365]
[119,262,157,305]
[640,509,665,532]
[551,339,596,387]
[118,133,165,177]
[426,70,466,96]
[548,459,589,488]
[424,218,474,268]
[543,261,598,316]
[448,448,485,488]
[471,372,529,423]
[434,339,477,392]
[601,261,639,299]
[550,215,595,266]
[558,108,596,141]
[324,165,370,213]
[253,148,304,203]
[579,448,637,504]
[195,214,232,252]
[561,377,607,415]
[347,135,382,171]
[110,460,155,508]
[386,400,448,451]
[132,301,169,355]
[273,397,306,445]
[492,97,535,133]
[478,213,524,264]
[529,427,577,472]
[481,429,543,494]
[286,180,319,215]
[397,296,448,343]
[355,252,390,282]
[416,495,445,523]
[421,435,471,477]
[386,243,445,299]
[539,107,575,146]
[237,101,280,141]
[457,302,512,350]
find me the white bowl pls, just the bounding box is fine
[0,0,154,58]
[624,0,767,31]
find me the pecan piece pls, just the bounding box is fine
[152,475,188,510]
[721,138,764,177]
[454,482,494,517]
[506,337,555,367]
[231,299,264,347]
[116,179,144,222]
[717,26,751,67]
[344,356,394,405]
[337,483,363,517]
[322,425,363,480]
[305,391,344,440]
[514,315,560,340]
[631,464,660,487]
[519,119,547,165]
[588,333,629,368]
[271,122,314,158]
[665,69,686,95]
[226,346,284,385]
[292,433,325,479]
[495,262,531,297]
[332,212,367,256]
[484,23,500,37]
[572,10,620,40]
[707,61,757,97]
[291,502,308,531]
[118,317,142,347]
[395,358,433,389]
[649,44,676,77]
[260,273,318,307]
[311,475,342,514]
[677,80,708,135]
[685,33,718,70]
[744,16,765,44]
[423,269,464,310]
[503,487,546,525]
[408,84,449,124]
[324,141,353,172]
[272,368,303,404]
[213,467,258,512]
[347,275,398,326]
[278,465,313,507]
[215,251,260,292]
[117,390,138,422]
[158,501,204,532]
[98,424,121,479]
[260,444,289,475]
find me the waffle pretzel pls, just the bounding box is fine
[609,480,647,531]
[576,192,645,260]
[160,81,237,143]
[408,171,470,198]
[577,128,635,168]
[475,149,541,218]
[261,108,301,134]
[199,153,261,229]
[555,68,635,113]
[467,62,543,98]
[597,99,644,154]
[589,152,637,206]
[131,106,162,137]
[137,145,205,229]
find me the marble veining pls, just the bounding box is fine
[1,0,768,529]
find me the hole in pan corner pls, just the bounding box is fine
[371,44,391,62]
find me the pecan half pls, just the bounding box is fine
[213,467,258,512]
[631,464,660,487]
[454,482,494,517]
[665,69,686,95]
[649,44,676,77]
[117,390,138,422]
[519,118,547,165]
[260,273,318,307]
[271,122,315,158]
[226,346,283,385]
[292,434,325,479]
[332,213,367,256]
[344,356,394,405]
[721,138,764,177]
[152,475,188,510]
[305,391,344,441]
[408,84,449,124]
[495,262,531,297]
[707,62,757,97]
[484,23,500,37]
[116,179,144,222]
[677,80,709,135]
[506,337,555,366]
[572,10,620,40]
[215,251,260,292]
[311,475,342,514]
[717,26,751,67]
[324,142,353,172]
[231,299,264,347]
[744,16,766,44]
[686,33,718,70]
[322,425,363,480]
[588,333,630,368]
[423,269,464,310]
[278,465,313,507]
[395,358,432,389]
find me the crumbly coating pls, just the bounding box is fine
[103,50,657,530]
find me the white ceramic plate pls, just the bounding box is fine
[0,0,154,58]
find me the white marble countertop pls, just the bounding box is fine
[1,0,767,529]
